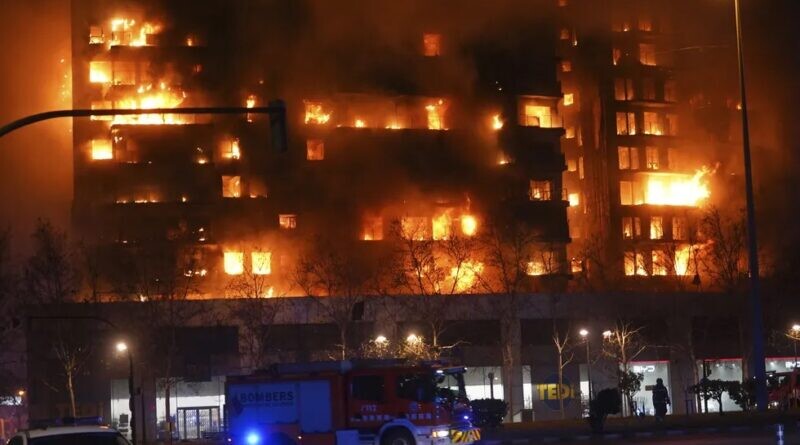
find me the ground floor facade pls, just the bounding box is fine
[21,292,789,441]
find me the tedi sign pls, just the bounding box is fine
[536,375,579,411]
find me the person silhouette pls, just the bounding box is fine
[652,378,670,421]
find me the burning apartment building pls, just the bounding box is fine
[18,0,790,438]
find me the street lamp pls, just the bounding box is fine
[406,333,420,344]
[579,329,593,404]
[116,341,136,445]
[602,330,613,340]
[727,0,768,411]
[789,325,800,369]
[375,335,388,344]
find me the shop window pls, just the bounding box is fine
[279,214,297,229]
[306,139,325,161]
[616,112,636,135]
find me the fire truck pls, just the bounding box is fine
[768,369,800,410]
[225,360,480,445]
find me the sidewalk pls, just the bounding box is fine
[480,412,800,444]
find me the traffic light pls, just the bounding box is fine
[269,99,288,153]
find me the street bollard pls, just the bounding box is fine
[775,423,784,445]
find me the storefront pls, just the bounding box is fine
[628,361,671,416]
[155,376,226,440]
[695,359,742,412]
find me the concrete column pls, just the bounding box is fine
[140,375,157,444]
[668,315,696,416]
[501,316,524,422]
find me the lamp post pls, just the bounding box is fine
[790,325,800,369]
[116,342,136,445]
[579,329,592,404]
[729,0,768,411]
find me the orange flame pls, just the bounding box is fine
[643,166,713,206]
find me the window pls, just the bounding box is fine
[664,80,677,102]
[645,146,660,169]
[614,78,634,101]
[650,216,664,239]
[638,16,653,32]
[561,60,572,72]
[567,159,577,172]
[222,138,241,160]
[522,104,553,127]
[401,217,429,240]
[620,181,633,205]
[622,216,642,239]
[89,61,111,83]
[223,251,244,275]
[612,47,622,65]
[560,28,571,40]
[249,178,268,198]
[666,114,679,136]
[113,61,136,85]
[396,374,437,402]
[352,375,384,401]
[616,112,636,135]
[618,146,639,170]
[251,252,272,275]
[667,147,677,169]
[304,101,331,125]
[624,251,647,276]
[423,33,441,56]
[426,101,446,130]
[529,180,552,201]
[91,139,113,160]
[672,217,687,240]
[362,216,384,241]
[568,193,580,207]
[642,78,656,100]
[306,139,325,161]
[643,112,662,135]
[652,250,668,276]
[279,214,297,229]
[563,93,574,106]
[221,175,242,198]
[565,126,576,138]
[639,43,656,65]
[89,26,104,44]
[578,156,585,179]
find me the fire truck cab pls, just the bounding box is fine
[225,360,480,445]
[768,369,800,410]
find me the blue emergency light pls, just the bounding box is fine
[246,431,261,445]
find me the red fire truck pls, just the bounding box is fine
[225,360,480,445]
[768,369,800,410]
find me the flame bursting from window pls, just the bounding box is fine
[643,166,713,206]
[304,102,332,125]
[425,100,446,130]
[492,114,504,130]
[110,83,188,125]
[108,19,161,47]
[224,251,244,275]
[461,215,478,236]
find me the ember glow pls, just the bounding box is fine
[451,261,483,292]
[492,114,504,130]
[425,100,446,130]
[110,83,188,125]
[108,18,161,47]
[643,167,712,206]
[432,212,453,240]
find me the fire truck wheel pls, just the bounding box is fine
[381,428,415,445]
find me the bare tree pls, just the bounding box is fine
[601,322,648,416]
[226,263,285,371]
[295,237,381,360]
[51,322,92,417]
[24,220,80,305]
[698,206,748,294]
[390,219,481,350]
[0,229,22,394]
[553,325,574,419]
